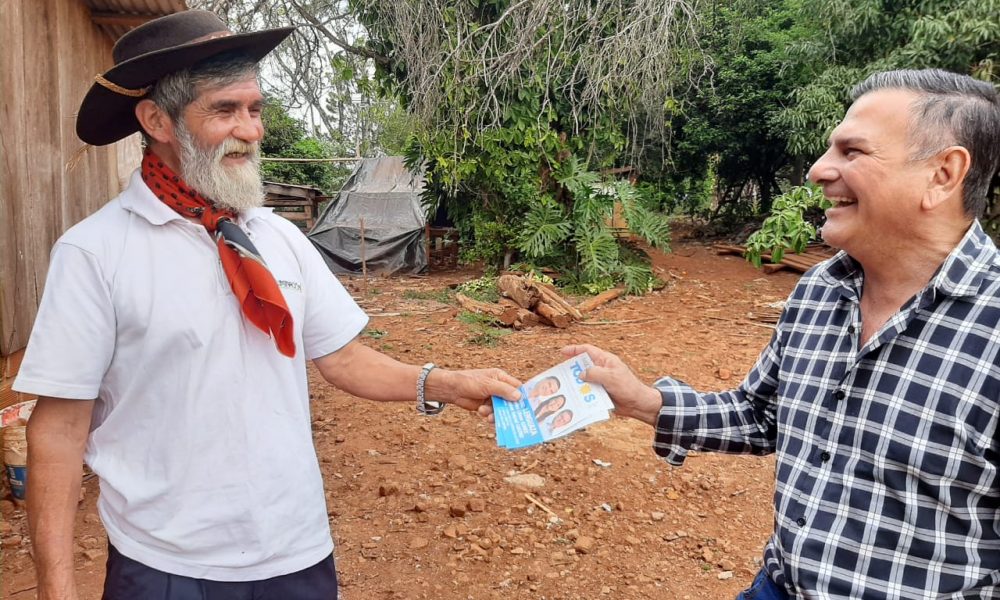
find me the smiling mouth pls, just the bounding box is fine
[827,196,857,208]
[224,152,248,159]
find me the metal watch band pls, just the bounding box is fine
[416,362,445,416]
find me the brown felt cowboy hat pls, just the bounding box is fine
[77,10,293,146]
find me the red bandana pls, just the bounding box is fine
[141,150,296,357]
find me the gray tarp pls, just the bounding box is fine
[308,157,427,275]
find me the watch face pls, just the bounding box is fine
[419,399,444,415]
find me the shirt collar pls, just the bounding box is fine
[120,169,273,226]
[819,220,998,302]
[929,220,998,299]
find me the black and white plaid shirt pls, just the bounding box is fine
[653,222,1000,599]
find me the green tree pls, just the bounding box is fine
[261,100,351,193]
[356,0,701,291]
[772,0,1000,239]
[665,0,816,218]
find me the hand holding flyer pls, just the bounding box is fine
[492,353,614,450]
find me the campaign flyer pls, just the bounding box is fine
[492,353,614,450]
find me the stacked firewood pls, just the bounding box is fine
[455,274,624,329]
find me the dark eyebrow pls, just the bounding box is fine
[830,136,869,149]
[209,99,264,112]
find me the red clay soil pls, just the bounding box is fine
[1,234,803,600]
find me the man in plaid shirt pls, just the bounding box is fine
[565,69,1000,599]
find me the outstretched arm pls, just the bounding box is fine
[313,338,522,414]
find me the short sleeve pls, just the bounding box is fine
[13,243,116,399]
[296,237,368,359]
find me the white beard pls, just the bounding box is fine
[175,121,265,213]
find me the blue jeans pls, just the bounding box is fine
[735,568,790,600]
[102,544,338,600]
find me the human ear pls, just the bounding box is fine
[134,99,174,145]
[922,146,971,211]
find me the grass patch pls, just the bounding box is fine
[401,288,454,304]
[457,311,509,347]
[364,328,388,339]
[456,277,500,303]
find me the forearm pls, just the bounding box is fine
[652,378,777,465]
[318,341,421,402]
[27,398,93,600]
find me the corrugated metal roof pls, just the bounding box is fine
[82,0,188,41]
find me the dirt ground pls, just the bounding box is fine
[1,232,803,599]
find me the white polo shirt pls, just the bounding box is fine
[14,171,368,581]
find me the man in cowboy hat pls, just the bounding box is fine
[15,10,520,600]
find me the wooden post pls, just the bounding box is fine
[360,217,368,296]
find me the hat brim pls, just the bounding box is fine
[77,26,294,146]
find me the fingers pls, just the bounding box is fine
[561,343,616,364]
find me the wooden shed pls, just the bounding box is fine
[0,0,186,410]
[263,181,326,233]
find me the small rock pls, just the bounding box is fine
[717,368,732,381]
[718,571,734,580]
[546,571,560,579]
[378,483,399,497]
[702,548,715,563]
[80,536,102,549]
[448,455,469,469]
[510,547,525,555]
[592,459,612,468]
[410,537,429,550]
[666,491,681,501]
[449,504,467,518]
[1,535,22,548]
[442,525,458,539]
[650,512,665,522]
[467,498,486,513]
[504,474,545,490]
[83,548,104,562]
[574,536,595,554]
[719,559,736,571]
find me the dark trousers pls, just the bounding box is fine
[735,568,790,600]
[103,544,338,600]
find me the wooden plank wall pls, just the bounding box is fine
[0,0,141,404]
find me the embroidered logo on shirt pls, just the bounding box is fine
[277,280,303,292]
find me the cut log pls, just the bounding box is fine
[500,306,540,329]
[498,274,540,309]
[535,283,583,320]
[576,288,625,314]
[535,301,572,328]
[455,293,505,318]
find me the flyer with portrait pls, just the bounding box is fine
[492,353,614,450]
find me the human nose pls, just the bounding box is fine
[232,110,264,143]
[807,147,838,185]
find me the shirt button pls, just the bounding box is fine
[796,517,806,527]
[833,389,846,400]
[820,451,831,462]
[847,325,856,334]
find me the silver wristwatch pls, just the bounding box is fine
[416,362,445,416]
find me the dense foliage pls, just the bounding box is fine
[260,101,351,194]
[354,0,699,292]
[772,0,1000,240]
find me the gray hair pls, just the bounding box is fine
[851,69,1000,218]
[141,51,260,143]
